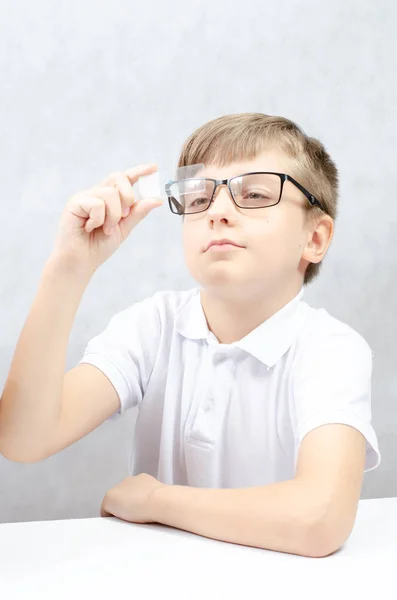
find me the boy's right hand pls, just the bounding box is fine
[52,164,162,274]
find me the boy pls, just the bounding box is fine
[0,113,380,557]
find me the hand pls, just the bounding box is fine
[100,474,165,523]
[52,164,162,275]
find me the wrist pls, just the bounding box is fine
[44,253,95,286]
[149,482,171,523]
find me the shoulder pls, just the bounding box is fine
[109,288,200,329]
[294,304,373,371]
[85,288,200,356]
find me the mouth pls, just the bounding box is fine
[204,239,245,252]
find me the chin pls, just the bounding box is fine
[195,267,249,296]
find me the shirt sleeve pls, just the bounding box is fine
[79,294,161,417]
[292,317,380,472]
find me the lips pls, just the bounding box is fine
[204,239,244,252]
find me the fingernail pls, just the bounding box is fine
[107,227,115,235]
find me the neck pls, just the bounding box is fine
[200,284,303,344]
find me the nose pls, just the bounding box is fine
[206,184,236,221]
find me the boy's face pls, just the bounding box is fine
[182,149,331,300]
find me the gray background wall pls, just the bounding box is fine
[0,0,396,523]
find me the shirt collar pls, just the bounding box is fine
[176,288,309,367]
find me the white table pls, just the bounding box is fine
[0,498,396,599]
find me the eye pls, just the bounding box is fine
[246,191,268,199]
[186,195,210,208]
[243,189,272,201]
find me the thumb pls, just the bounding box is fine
[119,198,163,238]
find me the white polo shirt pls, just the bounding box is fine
[80,288,380,488]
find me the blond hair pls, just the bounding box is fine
[178,113,339,284]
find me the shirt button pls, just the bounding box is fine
[204,399,213,411]
[213,351,228,364]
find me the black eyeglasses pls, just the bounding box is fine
[165,172,325,215]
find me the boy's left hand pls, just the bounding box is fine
[100,473,165,523]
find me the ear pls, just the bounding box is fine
[302,213,334,265]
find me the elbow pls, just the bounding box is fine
[0,439,50,464]
[0,447,42,464]
[298,514,354,558]
[0,417,54,463]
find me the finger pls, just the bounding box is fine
[85,202,106,233]
[73,196,106,233]
[113,172,135,217]
[124,163,158,186]
[100,500,112,518]
[119,197,163,239]
[99,171,135,216]
[101,164,157,188]
[90,186,122,235]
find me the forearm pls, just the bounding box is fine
[0,257,92,459]
[152,479,337,558]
